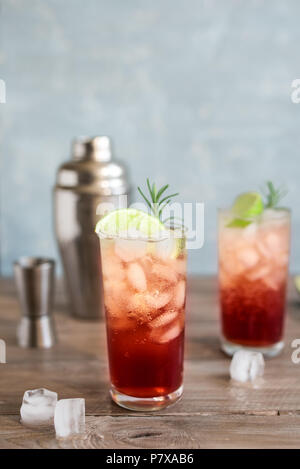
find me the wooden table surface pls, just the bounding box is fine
[0,276,300,449]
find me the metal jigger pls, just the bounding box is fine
[14,257,57,348]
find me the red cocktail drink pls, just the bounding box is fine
[99,229,186,410]
[219,208,290,357]
[107,320,184,398]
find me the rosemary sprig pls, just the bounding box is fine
[262,181,288,209]
[138,178,179,221]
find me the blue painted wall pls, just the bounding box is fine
[1,0,300,275]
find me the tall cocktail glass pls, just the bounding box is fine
[218,208,290,357]
[98,227,187,411]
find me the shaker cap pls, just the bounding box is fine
[55,136,130,196]
[72,136,112,162]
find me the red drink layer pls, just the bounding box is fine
[101,237,186,398]
[219,209,290,348]
[220,278,287,347]
[107,321,184,397]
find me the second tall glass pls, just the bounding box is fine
[218,208,290,357]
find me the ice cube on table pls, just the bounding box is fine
[54,398,85,438]
[230,350,265,383]
[20,388,58,426]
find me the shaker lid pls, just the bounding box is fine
[72,136,112,162]
[55,136,130,196]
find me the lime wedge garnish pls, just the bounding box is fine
[95,208,165,238]
[232,192,264,218]
[227,192,264,228]
[226,218,252,228]
[295,276,300,294]
[171,237,186,258]
[96,209,185,258]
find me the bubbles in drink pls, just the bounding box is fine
[145,290,172,310]
[151,263,178,284]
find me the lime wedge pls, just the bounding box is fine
[232,192,264,219]
[226,218,252,228]
[139,213,166,237]
[295,276,300,295]
[171,237,186,258]
[227,192,264,228]
[96,209,185,258]
[95,208,165,238]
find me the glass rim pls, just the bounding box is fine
[96,223,187,242]
[217,207,291,221]
[217,207,291,213]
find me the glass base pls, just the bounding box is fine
[221,337,284,358]
[110,385,183,412]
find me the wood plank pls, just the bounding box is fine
[0,414,299,449]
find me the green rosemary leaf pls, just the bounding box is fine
[263,181,288,209]
[146,178,154,201]
[158,199,172,218]
[137,186,152,210]
[138,179,180,221]
[156,184,169,201]
[159,192,180,205]
[152,182,157,201]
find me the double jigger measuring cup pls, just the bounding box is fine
[14,257,57,348]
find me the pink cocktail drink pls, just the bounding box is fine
[219,208,290,356]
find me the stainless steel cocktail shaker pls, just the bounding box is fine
[54,136,130,319]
